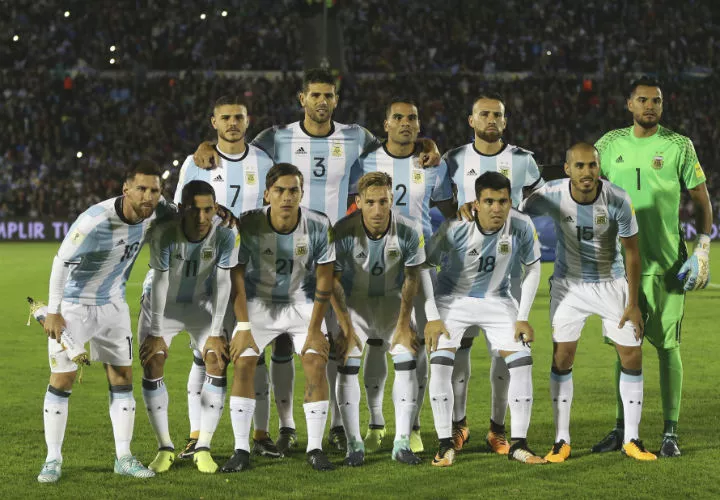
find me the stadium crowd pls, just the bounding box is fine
[1,0,718,219]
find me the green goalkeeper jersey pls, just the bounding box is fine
[596,125,707,276]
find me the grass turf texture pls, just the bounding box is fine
[2,242,720,500]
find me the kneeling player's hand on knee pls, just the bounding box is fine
[424,320,450,353]
[456,202,474,222]
[229,327,259,363]
[203,336,229,371]
[391,324,419,355]
[336,327,363,365]
[302,328,330,361]
[44,313,66,343]
[619,304,644,340]
[514,321,534,346]
[139,335,168,366]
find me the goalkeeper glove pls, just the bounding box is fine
[677,234,710,291]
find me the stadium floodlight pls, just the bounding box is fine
[546,50,552,56]
[221,10,228,17]
[76,151,83,159]
[173,159,180,167]
[13,35,19,42]
[200,13,207,20]
[110,45,116,52]
[109,58,116,64]
[162,170,171,180]
[64,11,70,17]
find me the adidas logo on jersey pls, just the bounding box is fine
[355,251,367,259]
[295,147,307,155]
[468,249,479,256]
[263,248,274,256]
[116,239,126,246]
[213,174,224,182]
[466,169,477,176]
[564,216,575,223]
[615,155,624,163]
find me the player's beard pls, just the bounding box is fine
[307,107,332,125]
[635,114,659,129]
[128,198,155,220]
[218,130,245,143]
[475,128,502,143]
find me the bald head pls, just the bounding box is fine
[565,142,598,165]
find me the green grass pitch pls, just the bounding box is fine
[1,243,719,499]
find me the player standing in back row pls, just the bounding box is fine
[592,78,713,457]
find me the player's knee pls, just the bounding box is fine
[233,356,257,380]
[143,353,166,378]
[203,352,224,376]
[49,371,77,392]
[618,346,642,371]
[106,365,133,386]
[273,334,294,357]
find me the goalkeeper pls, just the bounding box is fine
[593,78,713,457]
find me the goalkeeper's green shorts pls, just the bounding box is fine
[605,275,685,350]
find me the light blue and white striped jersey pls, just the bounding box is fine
[520,179,638,282]
[443,143,544,208]
[333,211,426,300]
[57,197,157,305]
[147,218,239,304]
[174,144,274,217]
[427,209,541,299]
[238,206,335,304]
[252,121,380,223]
[348,144,453,240]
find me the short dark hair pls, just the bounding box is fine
[125,159,163,183]
[213,95,248,111]
[385,97,418,118]
[474,172,511,199]
[628,77,662,98]
[358,172,393,195]
[302,68,336,93]
[266,163,304,189]
[181,180,216,206]
[473,93,506,110]
[565,142,599,164]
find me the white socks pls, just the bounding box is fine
[229,396,255,452]
[109,385,135,459]
[196,375,226,450]
[392,353,418,441]
[142,377,173,449]
[44,386,70,463]
[619,368,644,443]
[304,401,329,452]
[253,355,270,434]
[271,353,296,430]
[550,368,573,443]
[336,358,362,445]
[490,355,510,425]
[429,351,455,440]
[187,353,205,436]
[452,347,471,422]
[505,352,533,440]
[363,343,388,428]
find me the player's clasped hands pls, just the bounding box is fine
[514,321,535,347]
[301,327,330,361]
[424,319,450,353]
[139,335,169,366]
[619,304,645,340]
[43,312,66,343]
[229,326,259,363]
[203,336,230,371]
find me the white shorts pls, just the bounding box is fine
[549,277,641,347]
[240,300,322,356]
[462,275,522,341]
[137,294,216,352]
[334,296,416,357]
[49,301,133,372]
[437,295,528,353]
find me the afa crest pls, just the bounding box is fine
[595,212,608,225]
[499,168,510,178]
[412,170,424,184]
[652,155,664,170]
[202,248,214,261]
[295,243,308,257]
[331,143,344,158]
[498,241,510,255]
[245,171,257,185]
[387,247,400,259]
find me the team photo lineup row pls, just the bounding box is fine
[35,68,713,483]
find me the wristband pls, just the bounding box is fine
[235,322,251,331]
[696,234,710,255]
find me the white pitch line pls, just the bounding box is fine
[707,283,720,289]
